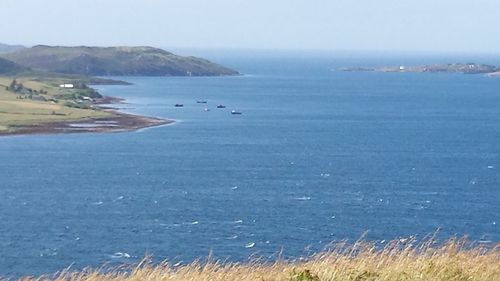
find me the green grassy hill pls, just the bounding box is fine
[0,76,111,133]
[3,45,239,76]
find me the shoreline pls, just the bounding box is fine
[0,96,174,137]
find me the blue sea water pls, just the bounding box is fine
[0,53,499,277]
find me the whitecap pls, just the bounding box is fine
[190,221,199,225]
[479,240,492,244]
[231,186,239,190]
[294,196,311,201]
[421,192,439,195]
[232,220,243,224]
[110,252,130,259]
[487,165,494,169]
[40,248,58,257]
[415,204,426,210]
[245,242,256,248]
[91,201,104,206]
[227,235,238,240]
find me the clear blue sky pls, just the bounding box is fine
[1,0,499,54]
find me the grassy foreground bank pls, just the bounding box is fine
[0,76,111,133]
[0,75,169,136]
[19,238,499,281]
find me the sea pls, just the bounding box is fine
[0,51,499,277]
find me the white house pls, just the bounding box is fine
[59,84,74,88]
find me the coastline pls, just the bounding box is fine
[0,96,174,137]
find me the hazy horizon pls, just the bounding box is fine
[2,0,500,55]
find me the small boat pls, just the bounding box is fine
[196,101,207,104]
[174,104,184,107]
[204,108,210,112]
[231,110,242,115]
[217,104,226,109]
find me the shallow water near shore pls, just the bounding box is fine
[0,53,499,277]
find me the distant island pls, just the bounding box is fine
[0,43,240,136]
[340,63,498,75]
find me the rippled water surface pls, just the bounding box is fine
[0,54,499,277]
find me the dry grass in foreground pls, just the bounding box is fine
[18,237,499,281]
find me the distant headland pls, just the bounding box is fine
[340,63,498,75]
[0,43,239,137]
[1,45,239,76]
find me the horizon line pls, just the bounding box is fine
[3,42,500,57]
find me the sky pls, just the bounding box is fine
[1,0,499,54]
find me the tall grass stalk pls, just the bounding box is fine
[15,237,499,281]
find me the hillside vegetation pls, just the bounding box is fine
[0,76,111,133]
[17,237,500,281]
[3,45,239,76]
[0,57,27,75]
